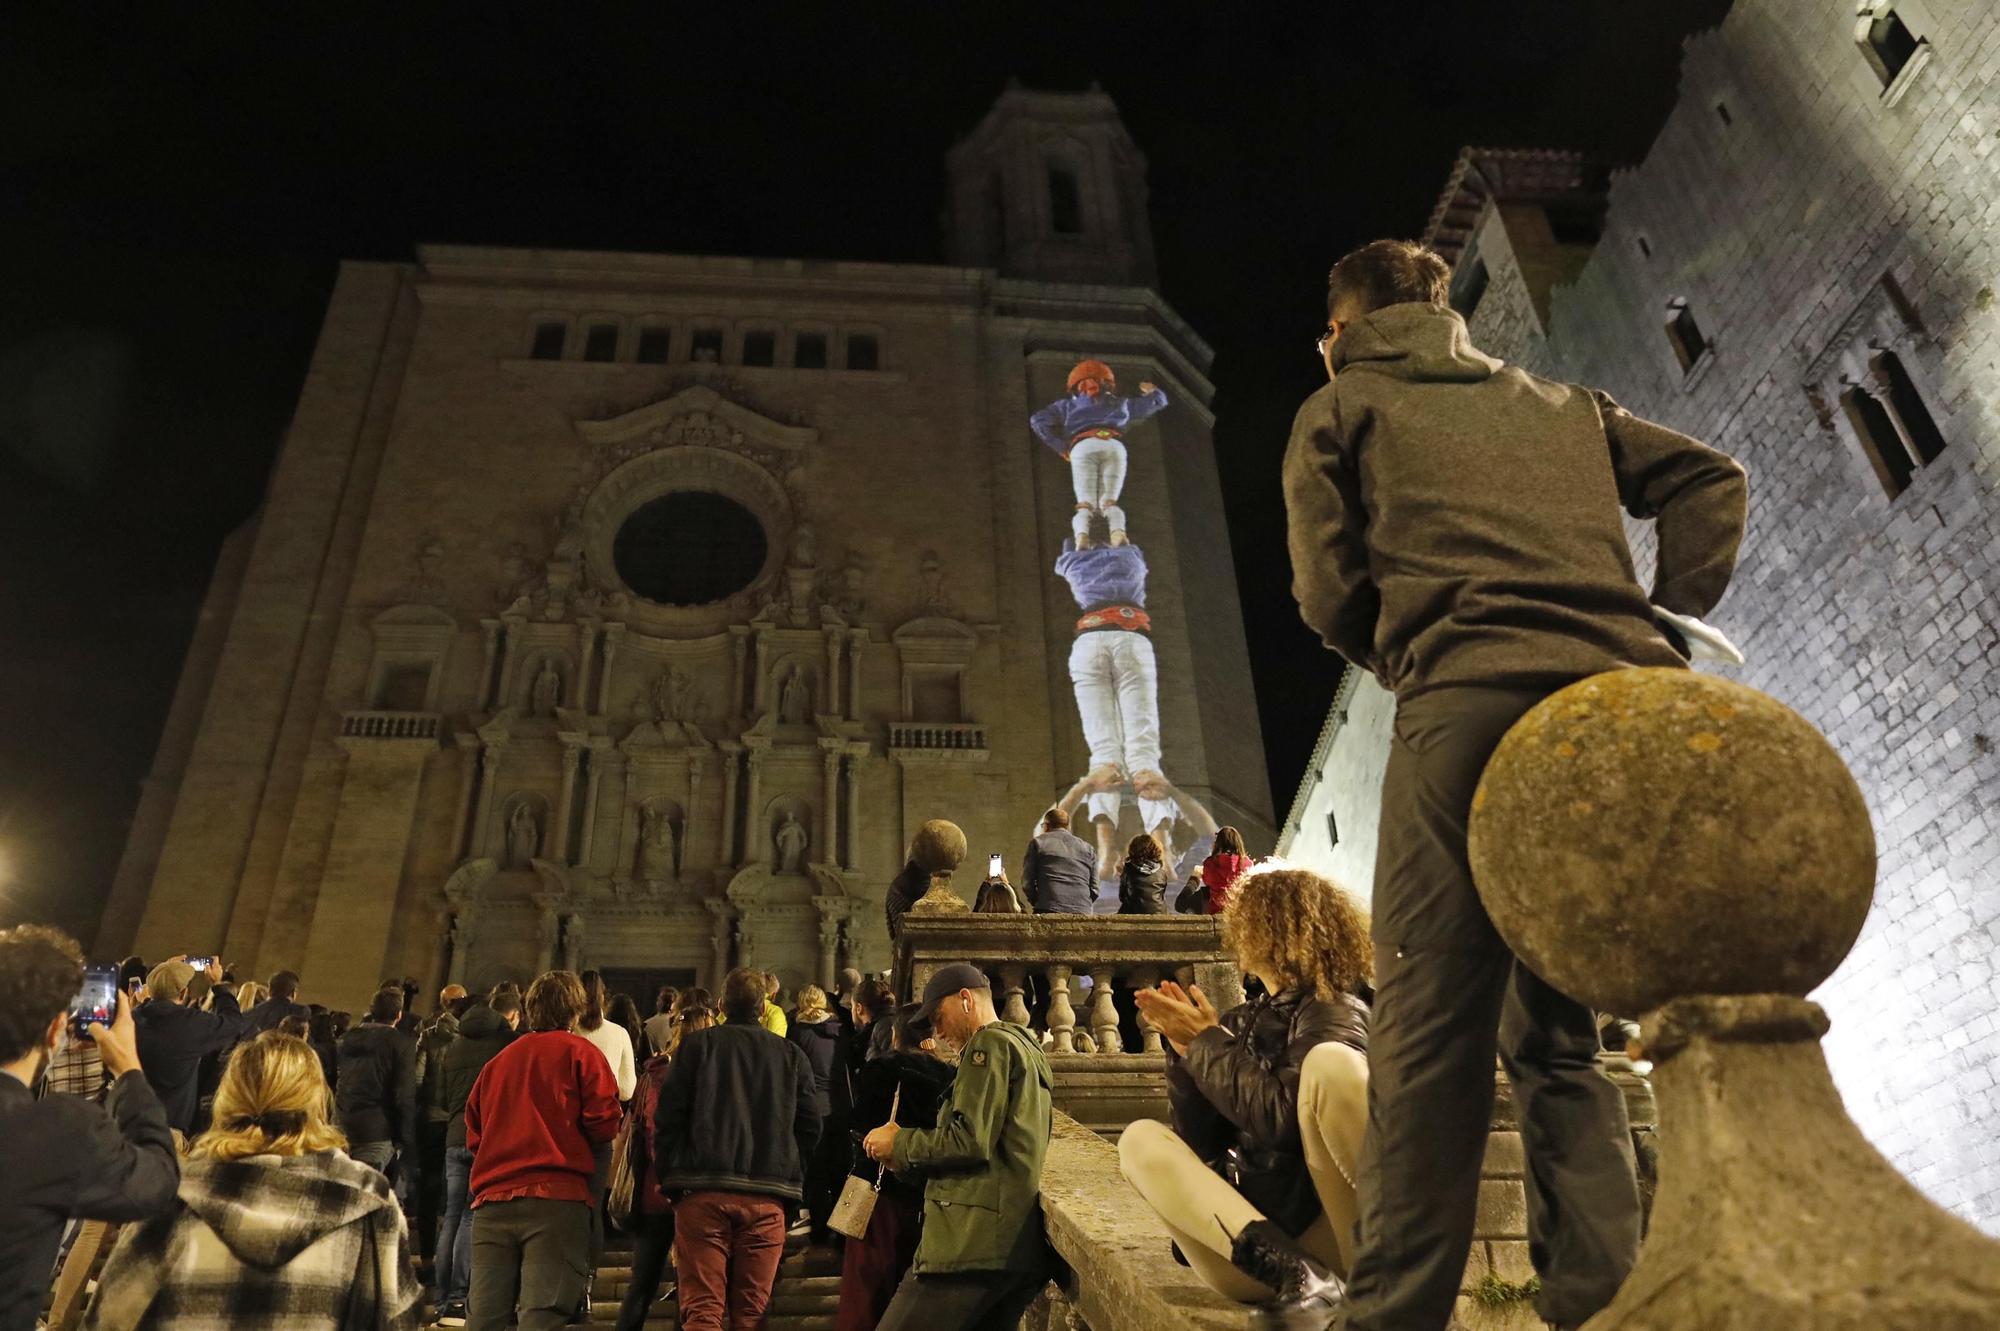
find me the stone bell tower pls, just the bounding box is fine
[945,82,1159,287]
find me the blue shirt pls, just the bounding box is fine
[1029,386,1169,456]
[1055,540,1148,612]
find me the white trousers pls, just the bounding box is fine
[1068,630,1165,826]
[1118,1042,1369,1301]
[1070,437,1129,538]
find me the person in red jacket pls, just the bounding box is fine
[1198,826,1254,915]
[464,970,621,1331]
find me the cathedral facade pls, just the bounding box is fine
[102,89,1272,1012]
[1282,0,2000,1230]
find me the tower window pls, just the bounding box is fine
[1664,298,1709,373]
[583,323,619,363]
[987,173,1007,250]
[1636,234,1653,259]
[794,332,828,369]
[691,328,723,363]
[1048,167,1083,235]
[742,330,776,367]
[1871,351,1947,465]
[636,327,671,364]
[1714,100,1733,128]
[1450,257,1490,319]
[846,333,879,372]
[530,321,566,360]
[1325,809,1340,849]
[1840,384,1917,497]
[1859,7,1923,88]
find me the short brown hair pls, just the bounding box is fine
[1327,239,1452,320]
[1126,833,1161,865]
[367,986,405,1024]
[524,970,586,1032]
[0,925,84,1062]
[723,967,767,1025]
[1043,807,1070,831]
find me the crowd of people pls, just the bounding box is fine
[1,235,1745,1331]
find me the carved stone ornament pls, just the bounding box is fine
[919,549,953,617]
[390,532,449,606]
[650,665,708,725]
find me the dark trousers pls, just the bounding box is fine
[1341,685,1642,1331]
[805,1109,848,1241]
[467,1196,593,1331]
[614,1211,676,1331]
[674,1190,788,1331]
[417,1119,447,1264]
[876,1268,1045,1331]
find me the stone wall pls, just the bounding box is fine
[1285,0,2000,1230]
[1275,668,1395,897]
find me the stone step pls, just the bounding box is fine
[588,1290,840,1321]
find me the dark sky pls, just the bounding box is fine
[0,3,1731,939]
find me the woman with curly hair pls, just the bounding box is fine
[85,1033,425,1330]
[1124,866,1372,1325]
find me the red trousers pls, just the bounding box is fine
[673,1191,788,1331]
[835,1189,923,1331]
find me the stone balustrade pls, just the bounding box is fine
[339,708,443,741]
[885,720,990,752]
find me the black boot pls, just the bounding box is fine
[1229,1218,1346,1331]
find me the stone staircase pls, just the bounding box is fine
[584,1233,842,1330]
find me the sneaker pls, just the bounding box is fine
[434,1301,467,1328]
[1229,1218,1345,1331]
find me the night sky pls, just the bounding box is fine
[0,3,1732,940]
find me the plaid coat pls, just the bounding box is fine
[84,1148,422,1330]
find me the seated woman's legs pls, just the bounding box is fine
[1298,1041,1370,1277]
[1116,1118,1271,1302]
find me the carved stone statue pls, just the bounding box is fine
[791,522,818,569]
[779,666,812,724]
[774,811,809,873]
[641,805,678,881]
[531,661,562,716]
[919,550,950,615]
[651,665,704,724]
[507,803,541,868]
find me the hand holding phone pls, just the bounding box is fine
[91,991,142,1078]
[987,853,1004,878]
[69,965,119,1039]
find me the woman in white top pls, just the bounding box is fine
[576,970,637,1102]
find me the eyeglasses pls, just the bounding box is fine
[1315,320,1343,357]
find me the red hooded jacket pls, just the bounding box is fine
[466,1030,621,1207]
[1199,852,1254,914]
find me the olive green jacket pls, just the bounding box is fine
[890,1020,1053,1274]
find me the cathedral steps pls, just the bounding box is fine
[581,1236,842,1329]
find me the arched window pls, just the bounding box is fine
[1871,351,1947,465]
[1857,5,1923,88]
[741,330,776,367]
[583,323,619,363]
[794,332,828,370]
[1840,384,1916,497]
[1048,166,1083,235]
[530,321,567,360]
[636,326,672,364]
[1665,298,1709,373]
[846,333,879,372]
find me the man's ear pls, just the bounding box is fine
[44,1011,65,1049]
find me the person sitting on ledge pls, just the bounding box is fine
[1121,867,1371,1328]
[1022,807,1098,916]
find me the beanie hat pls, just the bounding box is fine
[1067,359,1115,393]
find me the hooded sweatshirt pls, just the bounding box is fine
[83,1150,423,1331]
[1117,853,1169,915]
[1283,302,1747,700]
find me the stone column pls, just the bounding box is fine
[1046,964,1077,1053]
[684,755,706,876]
[494,620,523,711]
[577,740,606,868]
[842,750,863,872]
[719,749,742,868]
[561,914,585,972]
[730,631,749,719]
[447,741,481,862]
[817,918,840,990]
[576,622,598,713]
[823,630,842,717]
[752,632,769,715]
[743,750,764,858]
[478,621,502,710]
[554,741,582,862]
[597,625,624,715]
[1130,965,1163,1054]
[445,909,474,986]
[536,903,560,974]
[998,964,1031,1030]
[705,900,735,986]
[1088,967,1121,1054]
[846,629,866,722]
[820,746,841,866]
[470,746,504,859]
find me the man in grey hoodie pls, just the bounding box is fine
[1277,240,1747,1331]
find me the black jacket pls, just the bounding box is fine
[1024,828,1098,915]
[239,996,311,1040]
[886,859,927,941]
[335,1021,419,1163]
[846,1051,957,1201]
[1,1071,179,1331]
[788,1015,843,1116]
[133,989,247,1136]
[1166,987,1370,1238]
[441,1002,514,1150]
[1117,856,1169,915]
[656,1023,820,1204]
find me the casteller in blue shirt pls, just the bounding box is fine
[1055,539,1148,613]
[1030,385,1168,457]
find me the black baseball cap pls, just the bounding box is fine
[908,963,991,1037]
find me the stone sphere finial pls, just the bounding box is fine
[1468,669,1876,1016]
[910,819,968,874]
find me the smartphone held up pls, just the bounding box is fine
[70,963,120,1038]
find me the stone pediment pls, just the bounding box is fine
[573,384,818,459]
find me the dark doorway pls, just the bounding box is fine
[599,967,699,1013]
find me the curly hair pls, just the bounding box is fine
[0,925,84,1062]
[1222,867,1373,997]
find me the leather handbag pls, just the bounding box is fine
[828,1086,900,1240]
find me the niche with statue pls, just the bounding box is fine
[635,797,686,884]
[499,793,550,869]
[766,796,814,875]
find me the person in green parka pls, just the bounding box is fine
[862,963,1054,1331]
